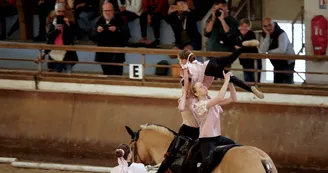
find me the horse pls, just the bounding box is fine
[125,124,278,173]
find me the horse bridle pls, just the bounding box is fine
[130,139,145,163]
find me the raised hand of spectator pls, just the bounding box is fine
[218,9,224,21]
[211,6,218,19]
[64,17,70,26]
[108,26,116,32]
[38,0,44,6]
[76,3,86,9]
[263,27,270,36]
[168,5,177,14]
[120,6,126,12]
[182,3,189,12]
[97,26,104,33]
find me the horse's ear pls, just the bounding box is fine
[125,126,135,139]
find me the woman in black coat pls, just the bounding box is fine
[43,3,78,73]
[235,18,262,83]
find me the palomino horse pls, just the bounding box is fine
[125,124,278,173]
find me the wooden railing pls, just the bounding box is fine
[0,42,328,96]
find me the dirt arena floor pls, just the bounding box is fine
[2,164,328,173]
[0,164,85,173]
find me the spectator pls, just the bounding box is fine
[259,17,295,84]
[166,0,201,53]
[47,0,76,29]
[0,0,17,40]
[74,0,98,40]
[235,18,261,83]
[117,0,142,45]
[205,0,238,53]
[34,0,56,42]
[92,1,126,75]
[111,144,147,173]
[117,0,142,23]
[104,0,120,12]
[43,3,78,73]
[139,0,169,46]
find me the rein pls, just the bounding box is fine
[130,139,145,163]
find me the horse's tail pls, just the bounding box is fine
[261,159,274,173]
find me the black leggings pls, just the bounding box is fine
[205,47,252,92]
[139,12,162,39]
[199,136,236,161]
[199,136,236,173]
[156,124,199,173]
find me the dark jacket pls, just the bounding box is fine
[261,22,295,69]
[45,21,79,64]
[166,10,201,50]
[235,30,258,66]
[261,22,284,51]
[74,0,98,14]
[92,15,126,63]
[205,15,239,52]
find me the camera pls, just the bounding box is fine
[176,4,183,11]
[56,15,65,25]
[100,23,110,29]
[215,8,223,17]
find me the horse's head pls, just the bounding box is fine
[125,124,176,165]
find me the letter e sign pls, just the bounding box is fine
[129,64,143,80]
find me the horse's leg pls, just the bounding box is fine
[211,146,278,173]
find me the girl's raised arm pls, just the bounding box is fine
[206,71,232,108]
[178,68,189,112]
[214,83,237,106]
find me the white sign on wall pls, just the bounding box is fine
[319,0,327,9]
[129,64,143,80]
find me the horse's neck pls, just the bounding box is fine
[142,130,175,164]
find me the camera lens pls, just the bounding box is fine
[215,10,221,17]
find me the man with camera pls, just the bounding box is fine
[166,0,201,53]
[139,0,169,46]
[92,1,126,75]
[205,0,239,53]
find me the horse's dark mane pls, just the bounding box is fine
[134,124,177,141]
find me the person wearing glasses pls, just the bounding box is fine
[92,1,126,75]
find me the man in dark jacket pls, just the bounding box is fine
[205,0,239,53]
[166,0,201,51]
[92,1,126,75]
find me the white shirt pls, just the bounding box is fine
[111,163,148,173]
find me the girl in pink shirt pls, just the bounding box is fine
[177,40,264,112]
[191,71,237,172]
